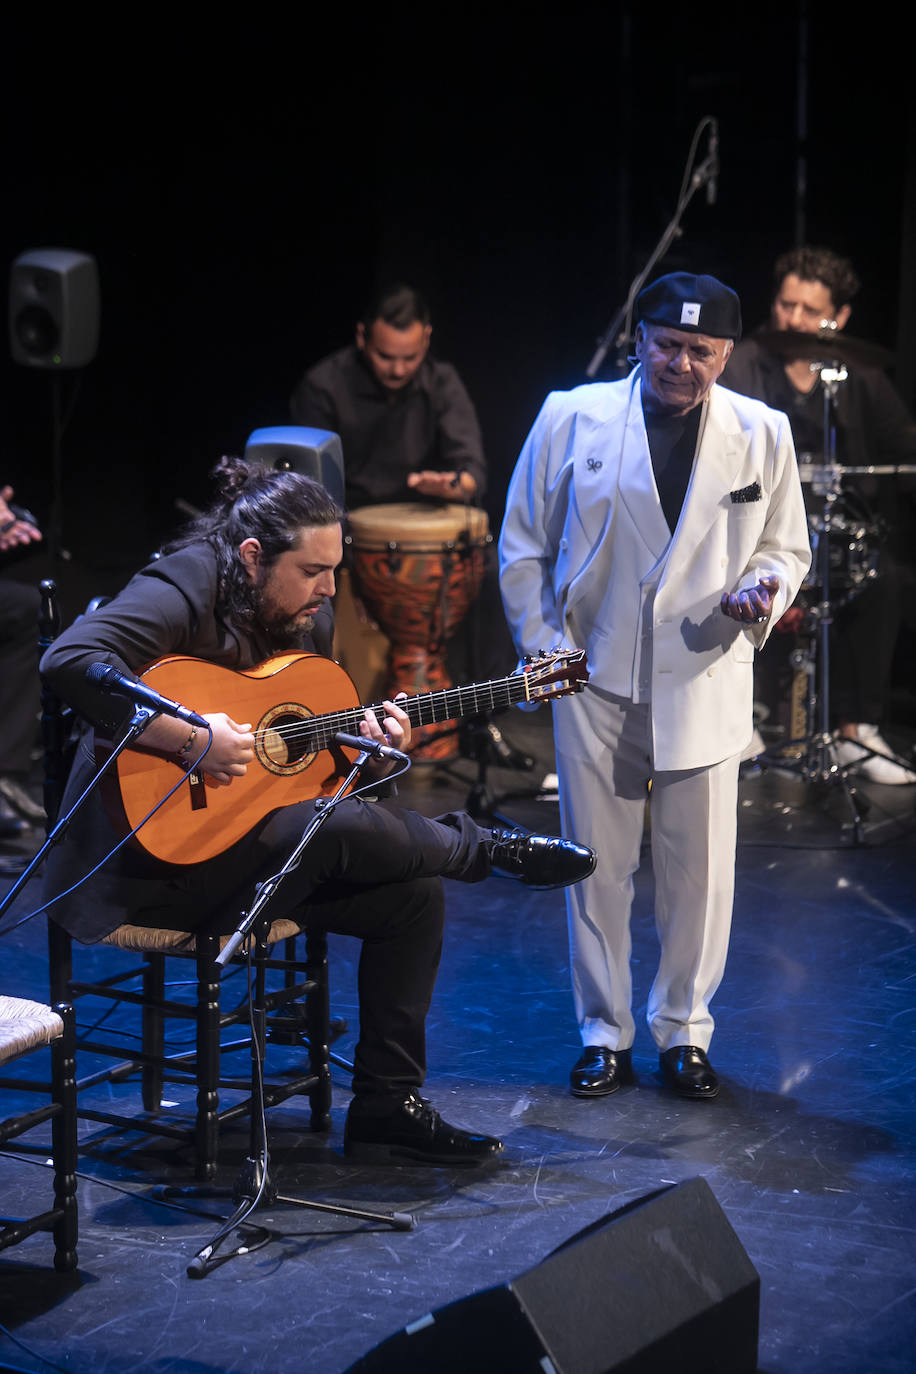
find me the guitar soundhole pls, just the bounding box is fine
[255,702,320,775]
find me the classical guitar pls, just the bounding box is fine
[103,649,588,865]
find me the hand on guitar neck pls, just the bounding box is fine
[348,695,412,778]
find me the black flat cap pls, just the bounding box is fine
[636,272,742,340]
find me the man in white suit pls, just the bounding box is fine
[499,273,811,1100]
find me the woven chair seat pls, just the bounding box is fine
[100,918,303,955]
[0,997,65,1065]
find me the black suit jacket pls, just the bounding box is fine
[38,541,334,942]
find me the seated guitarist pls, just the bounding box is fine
[39,457,595,1166]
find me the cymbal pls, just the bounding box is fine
[755,329,894,371]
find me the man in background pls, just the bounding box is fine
[290,283,486,510]
[723,245,916,783]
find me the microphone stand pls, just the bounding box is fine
[586,115,719,379]
[169,748,414,1278]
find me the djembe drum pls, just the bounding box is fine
[346,502,491,761]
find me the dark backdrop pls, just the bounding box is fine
[2,10,912,611]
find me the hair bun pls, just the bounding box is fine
[211,455,255,503]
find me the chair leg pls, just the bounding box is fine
[48,920,73,1005]
[141,954,165,1113]
[304,932,333,1132]
[194,935,221,1180]
[51,1004,79,1272]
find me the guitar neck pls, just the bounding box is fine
[315,674,529,747]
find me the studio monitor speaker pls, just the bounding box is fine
[347,1177,760,1373]
[8,247,100,368]
[244,425,345,509]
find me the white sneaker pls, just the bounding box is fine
[835,726,916,785]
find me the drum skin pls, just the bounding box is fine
[346,502,490,760]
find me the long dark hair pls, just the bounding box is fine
[165,456,342,621]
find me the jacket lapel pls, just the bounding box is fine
[574,370,670,560]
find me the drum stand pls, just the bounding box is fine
[779,462,868,841]
[758,366,868,840]
[441,537,537,817]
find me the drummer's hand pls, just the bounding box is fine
[358,694,411,771]
[720,574,781,625]
[407,470,477,500]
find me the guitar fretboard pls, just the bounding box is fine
[280,672,533,752]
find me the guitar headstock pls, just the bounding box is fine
[521,649,589,702]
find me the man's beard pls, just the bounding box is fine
[250,584,315,650]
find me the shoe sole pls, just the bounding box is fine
[664,1081,720,1100]
[570,1082,622,1098]
[344,1140,503,1167]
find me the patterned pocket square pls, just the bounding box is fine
[730,481,762,504]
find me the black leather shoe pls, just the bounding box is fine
[570,1047,635,1097]
[344,1091,504,1166]
[659,1046,719,1100]
[490,828,596,890]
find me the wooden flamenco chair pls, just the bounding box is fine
[0,996,78,1270]
[37,580,336,1183]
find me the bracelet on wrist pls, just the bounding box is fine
[177,725,199,759]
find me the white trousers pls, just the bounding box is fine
[554,685,740,1054]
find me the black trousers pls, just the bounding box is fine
[139,799,494,1102]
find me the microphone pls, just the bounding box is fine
[334,730,409,763]
[706,119,719,205]
[86,662,210,729]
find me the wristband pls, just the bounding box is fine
[177,725,199,758]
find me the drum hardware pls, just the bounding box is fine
[754,329,895,372]
[754,370,868,839]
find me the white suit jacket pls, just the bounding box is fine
[499,370,811,770]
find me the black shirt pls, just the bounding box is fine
[290,345,487,510]
[645,405,702,536]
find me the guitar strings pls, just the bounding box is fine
[243,678,532,752]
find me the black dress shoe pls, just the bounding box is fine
[570,1047,635,1097]
[344,1091,504,1166]
[659,1046,720,1100]
[490,828,596,890]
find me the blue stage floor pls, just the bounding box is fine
[1,709,915,1373]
